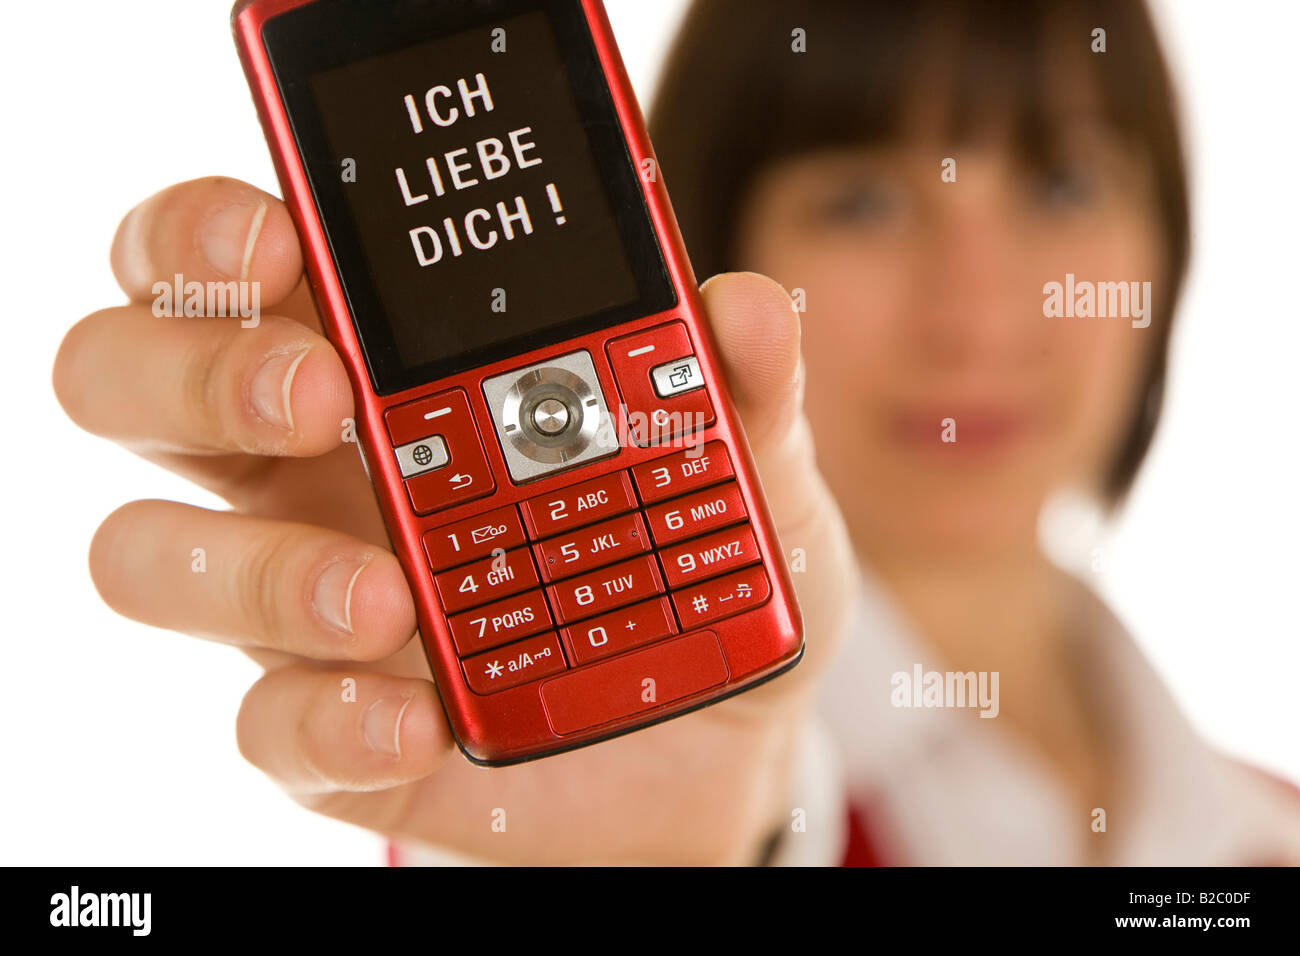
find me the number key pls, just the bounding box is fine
[644,481,746,546]
[434,547,537,614]
[520,471,637,539]
[532,512,650,582]
[424,506,527,572]
[631,441,733,505]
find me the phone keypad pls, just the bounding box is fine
[423,441,770,695]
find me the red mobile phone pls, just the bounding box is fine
[232,0,803,764]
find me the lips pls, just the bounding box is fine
[890,404,1035,454]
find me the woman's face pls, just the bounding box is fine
[735,124,1166,560]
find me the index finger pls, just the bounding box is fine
[111,176,304,309]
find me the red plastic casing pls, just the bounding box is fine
[232,0,803,765]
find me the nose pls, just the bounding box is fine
[907,172,1047,374]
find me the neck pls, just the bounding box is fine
[857,533,1116,844]
[860,538,1076,676]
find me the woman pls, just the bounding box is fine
[646,0,1300,865]
[54,0,1299,864]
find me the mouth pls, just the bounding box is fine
[889,403,1036,458]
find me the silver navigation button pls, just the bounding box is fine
[532,398,570,436]
[482,350,619,483]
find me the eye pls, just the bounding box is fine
[1030,162,1099,209]
[815,180,903,225]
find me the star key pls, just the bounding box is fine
[462,633,567,695]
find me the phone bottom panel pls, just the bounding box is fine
[453,645,803,767]
[426,603,804,766]
[540,630,729,735]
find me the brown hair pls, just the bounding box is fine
[647,0,1190,502]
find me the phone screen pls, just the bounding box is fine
[264,0,675,394]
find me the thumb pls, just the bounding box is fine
[701,271,803,450]
[699,272,856,687]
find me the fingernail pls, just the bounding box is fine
[312,556,370,634]
[116,201,156,293]
[250,347,309,431]
[364,695,412,758]
[201,201,268,280]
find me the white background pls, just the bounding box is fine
[0,0,1294,864]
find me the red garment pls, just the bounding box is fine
[840,802,886,866]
